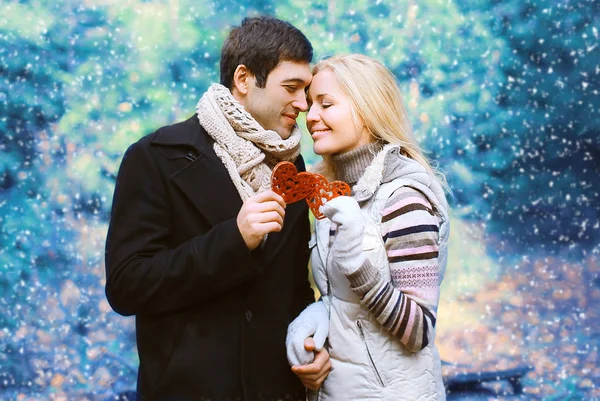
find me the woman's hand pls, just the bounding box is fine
[321,196,365,275]
[286,301,329,366]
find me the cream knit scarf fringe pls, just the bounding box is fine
[196,84,301,201]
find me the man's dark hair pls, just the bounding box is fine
[220,16,313,89]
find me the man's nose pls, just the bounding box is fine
[292,93,308,112]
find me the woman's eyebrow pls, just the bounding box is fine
[309,93,329,100]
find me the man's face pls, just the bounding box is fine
[241,61,312,139]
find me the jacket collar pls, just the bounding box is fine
[353,144,449,217]
[149,114,203,147]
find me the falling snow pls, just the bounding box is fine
[0,0,598,400]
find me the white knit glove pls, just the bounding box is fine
[320,196,365,276]
[286,301,329,366]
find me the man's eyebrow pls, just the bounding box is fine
[281,78,310,84]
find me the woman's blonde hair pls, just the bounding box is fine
[311,54,446,188]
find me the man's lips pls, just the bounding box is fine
[283,114,298,123]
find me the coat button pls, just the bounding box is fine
[245,310,252,322]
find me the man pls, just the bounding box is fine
[105,16,330,401]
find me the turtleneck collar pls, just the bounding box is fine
[332,142,384,186]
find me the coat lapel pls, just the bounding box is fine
[171,156,243,227]
[261,199,307,264]
[150,115,308,262]
[261,156,309,264]
[151,115,242,226]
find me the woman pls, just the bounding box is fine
[286,54,450,400]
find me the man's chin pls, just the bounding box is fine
[274,127,294,140]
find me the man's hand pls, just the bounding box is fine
[237,191,286,250]
[291,338,332,391]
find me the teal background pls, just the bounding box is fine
[0,1,598,399]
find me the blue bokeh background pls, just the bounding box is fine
[1,1,598,399]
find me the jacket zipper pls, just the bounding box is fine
[317,222,336,401]
[318,239,331,401]
[357,320,385,387]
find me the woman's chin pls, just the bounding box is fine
[313,144,332,156]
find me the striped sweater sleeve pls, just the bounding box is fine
[346,186,441,352]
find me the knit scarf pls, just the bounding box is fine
[196,84,301,201]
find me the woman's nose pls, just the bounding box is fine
[306,105,319,123]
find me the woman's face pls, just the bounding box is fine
[306,69,370,156]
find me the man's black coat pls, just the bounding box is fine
[105,115,314,401]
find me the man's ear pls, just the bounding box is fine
[232,65,251,96]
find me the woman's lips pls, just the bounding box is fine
[310,129,331,140]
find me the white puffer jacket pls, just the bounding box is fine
[310,145,449,401]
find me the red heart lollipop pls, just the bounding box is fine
[304,174,351,220]
[271,162,314,204]
[271,162,352,219]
